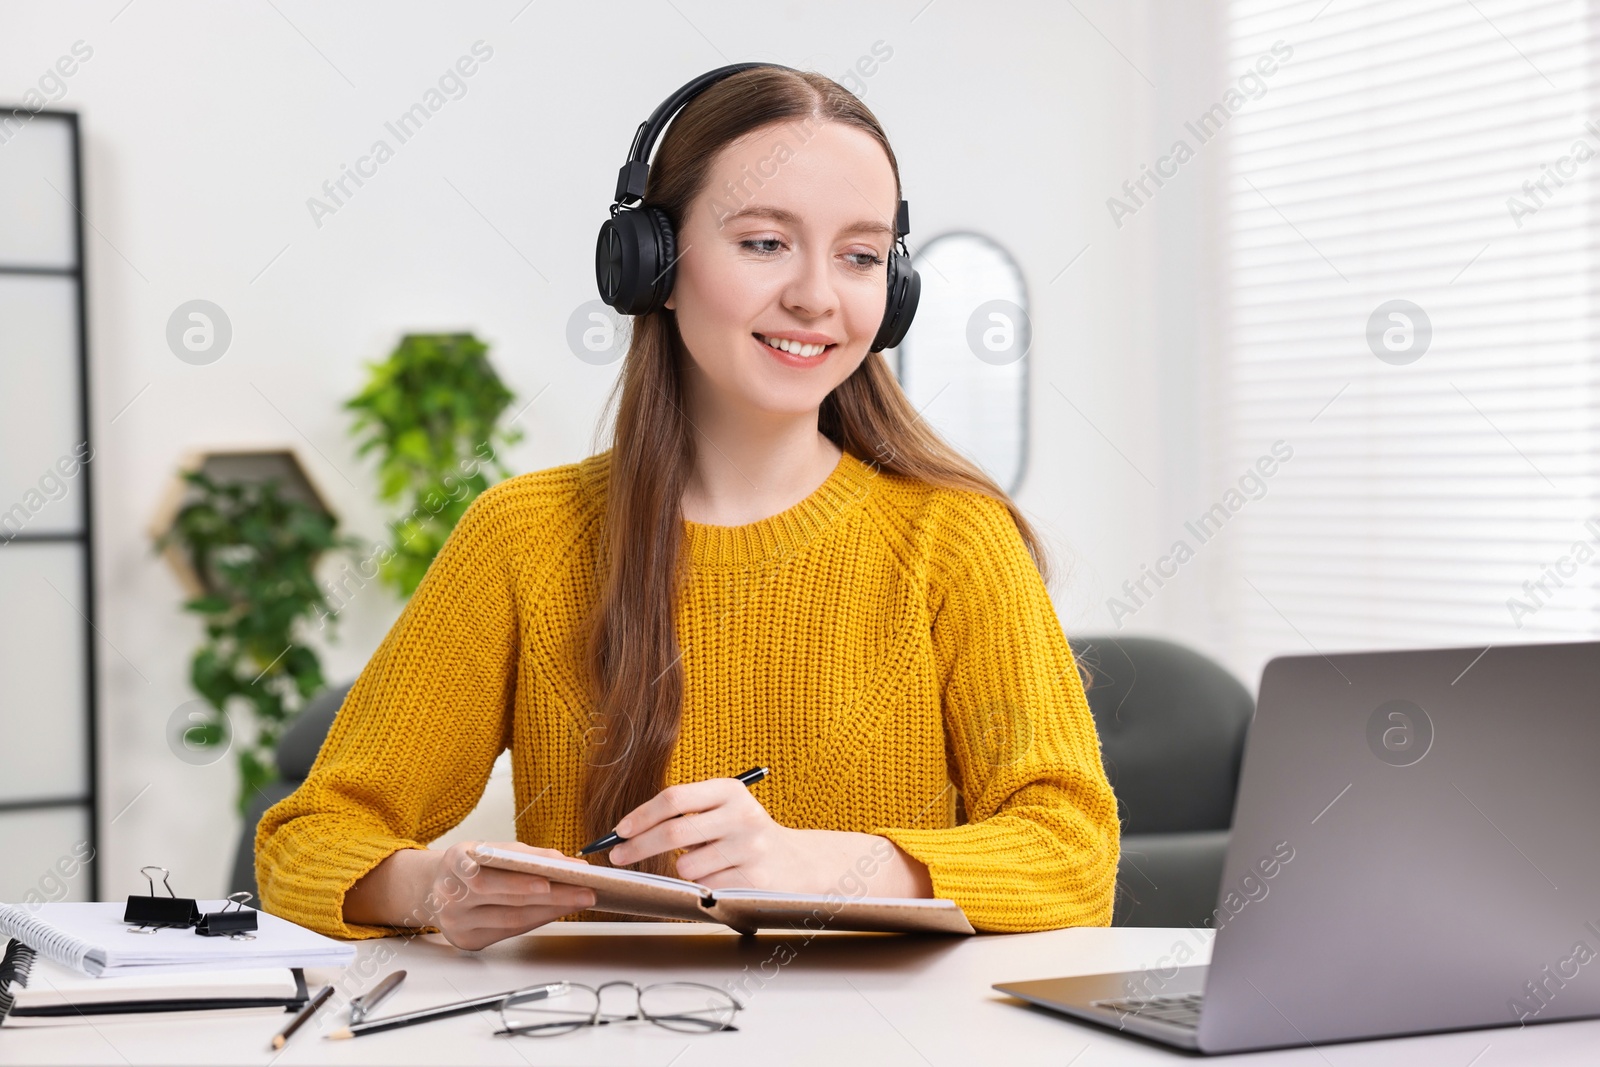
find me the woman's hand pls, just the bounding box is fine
[606,778,933,898]
[417,841,597,951]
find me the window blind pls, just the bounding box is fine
[1218,0,1600,685]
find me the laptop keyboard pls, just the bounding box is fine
[1091,992,1204,1030]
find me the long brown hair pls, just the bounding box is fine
[584,67,1051,870]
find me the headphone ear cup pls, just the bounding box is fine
[644,206,677,311]
[595,206,678,316]
[869,251,921,353]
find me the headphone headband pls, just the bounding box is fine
[612,62,798,208]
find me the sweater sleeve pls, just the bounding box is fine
[873,493,1121,932]
[254,483,523,940]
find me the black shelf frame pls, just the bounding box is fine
[0,109,99,901]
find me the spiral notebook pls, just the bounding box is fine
[0,901,356,979]
[468,844,975,934]
[0,939,308,1027]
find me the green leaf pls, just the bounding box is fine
[343,331,524,600]
[183,595,233,615]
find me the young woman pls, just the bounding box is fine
[256,66,1120,950]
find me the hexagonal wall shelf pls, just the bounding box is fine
[150,448,340,598]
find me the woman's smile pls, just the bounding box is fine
[752,331,838,367]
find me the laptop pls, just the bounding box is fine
[995,639,1600,1054]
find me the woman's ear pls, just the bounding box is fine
[664,291,676,311]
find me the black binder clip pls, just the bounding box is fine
[195,892,258,940]
[124,866,201,933]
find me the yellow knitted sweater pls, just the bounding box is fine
[255,448,1120,938]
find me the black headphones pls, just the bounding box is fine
[594,62,921,354]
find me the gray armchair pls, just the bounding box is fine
[1069,635,1254,928]
[228,682,355,900]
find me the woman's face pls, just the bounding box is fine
[665,118,899,420]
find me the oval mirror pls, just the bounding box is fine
[891,231,1029,493]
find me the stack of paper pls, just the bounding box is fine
[2,951,306,1027]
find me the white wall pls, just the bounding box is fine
[1,0,1205,899]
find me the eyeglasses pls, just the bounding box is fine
[495,980,742,1037]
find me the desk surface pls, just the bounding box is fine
[9,923,1600,1065]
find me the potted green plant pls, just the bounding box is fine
[344,332,523,597]
[156,467,355,813]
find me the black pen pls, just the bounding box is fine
[578,766,770,855]
[273,983,334,1050]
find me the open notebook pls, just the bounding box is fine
[468,845,975,935]
[0,901,356,978]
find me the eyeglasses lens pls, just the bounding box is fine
[500,985,599,1036]
[638,982,740,1033]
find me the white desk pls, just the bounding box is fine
[9,923,1600,1065]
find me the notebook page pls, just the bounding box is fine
[704,893,975,935]
[708,889,965,908]
[0,902,355,977]
[468,846,712,895]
